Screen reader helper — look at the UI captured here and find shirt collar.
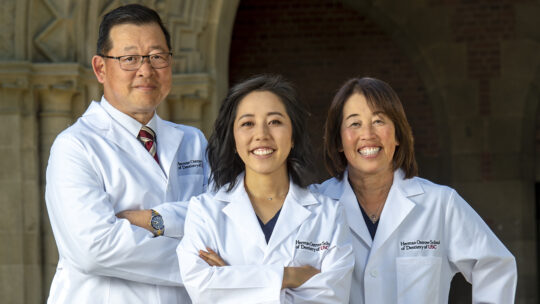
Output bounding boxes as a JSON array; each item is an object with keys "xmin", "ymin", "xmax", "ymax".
[{"xmin": 100, "ymin": 96, "xmax": 158, "ymax": 138}]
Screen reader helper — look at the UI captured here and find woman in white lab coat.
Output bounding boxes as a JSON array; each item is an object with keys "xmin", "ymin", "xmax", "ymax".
[
  {"xmin": 312, "ymin": 77, "xmax": 517, "ymax": 304},
  {"xmin": 177, "ymin": 74, "xmax": 354, "ymax": 303}
]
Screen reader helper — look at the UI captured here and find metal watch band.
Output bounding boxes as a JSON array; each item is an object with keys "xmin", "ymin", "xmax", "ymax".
[{"xmin": 150, "ymin": 209, "xmax": 164, "ymax": 236}]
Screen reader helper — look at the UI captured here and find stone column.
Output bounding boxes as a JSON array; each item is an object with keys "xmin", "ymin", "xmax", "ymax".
[
  {"xmin": 167, "ymin": 95, "xmax": 208, "ymax": 130},
  {"xmin": 169, "ymin": 73, "xmax": 211, "ymax": 134},
  {"xmin": 0, "ymin": 64, "xmax": 41, "ymax": 304},
  {"xmin": 37, "ymin": 86, "xmax": 78, "ymax": 299}
]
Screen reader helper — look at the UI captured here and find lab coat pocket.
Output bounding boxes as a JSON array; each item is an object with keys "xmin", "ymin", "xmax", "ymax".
[{"xmin": 396, "ymin": 256, "xmax": 441, "ymax": 304}]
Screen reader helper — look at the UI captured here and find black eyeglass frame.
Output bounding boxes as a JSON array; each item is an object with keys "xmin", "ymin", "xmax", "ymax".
[{"xmin": 98, "ymin": 52, "xmax": 173, "ymax": 71}]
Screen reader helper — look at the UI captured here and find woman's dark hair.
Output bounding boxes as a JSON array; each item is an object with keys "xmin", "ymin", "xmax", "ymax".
[
  {"xmin": 96, "ymin": 4, "xmax": 171, "ymax": 55},
  {"xmin": 208, "ymin": 74, "xmax": 313, "ymax": 191},
  {"xmin": 324, "ymin": 77, "xmax": 418, "ymax": 180}
]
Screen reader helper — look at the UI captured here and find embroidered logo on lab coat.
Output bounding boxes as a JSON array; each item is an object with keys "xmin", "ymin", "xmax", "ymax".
[
  {"xmin": 400, "ymin": 240, "xmax": 440, "ymax": 251},
  {"xmin": 295, "ymin": 240, "xmax": 330, "ymax": 252},
  {"xmin": 177, "ymin": 160, "xmax": 203, "ymax": 175}
]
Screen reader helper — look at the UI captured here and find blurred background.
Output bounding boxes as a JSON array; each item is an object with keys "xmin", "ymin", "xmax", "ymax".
[{"xmin": 0, "ymin": 0, "xmax": 538, "ymax": 302}]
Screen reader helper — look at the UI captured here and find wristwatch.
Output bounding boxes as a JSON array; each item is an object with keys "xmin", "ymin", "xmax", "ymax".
[{"xmin": 149, "ymin": 209, "xmax": 164, "ymax": 236}]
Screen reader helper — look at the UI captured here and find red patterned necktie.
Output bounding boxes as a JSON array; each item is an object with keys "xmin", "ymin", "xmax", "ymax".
[{"xmin": 138, "ymin": 126, "xmax": 159, "ymax": 164}]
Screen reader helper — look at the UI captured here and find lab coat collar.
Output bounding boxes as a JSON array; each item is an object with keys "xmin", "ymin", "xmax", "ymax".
[
  {"xmin": 322, "ymin": 169, "xmax": 423, "ymax": 252},
  {"xmin": 98, "ymin": 98, "xmax": 178, "ymax": 178},
  {"xmin": 268, "ymin": 178, "xmax": 316, "ymax": 254},
  {"xmin": 155, "ymin": 116, "xmax": 184, "ymax": 179},
  {"xmin": 99, "ymin": 97, "xmax": 146, "ymax": 138},
  {"xmin": 82, "ymin": 100, "xmax": 167, "ymax": 181},
  {"xmin": 370, "ymin": 169, "xmax": 422, "ymax": 257},
  {"xmin": 216, "ymin": 173, "xmax": 317, "ymax": 256},
  {"xmin": 338, "ymin": 171, "xmax": 373, "ymax": 248},
  {"xmin": 217, "ymin": 173, "xmax": 268, "ymax": 253}
]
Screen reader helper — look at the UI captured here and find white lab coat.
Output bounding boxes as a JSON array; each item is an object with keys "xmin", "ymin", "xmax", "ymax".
[
  {"xmin": 45, "ymin": 98, "xmax": 209, "ymax": 304},
  {"xmin": 177, "ymin": 173, "xmax": 355, "ymax": 304},
  {"xmin": 312, "ymin": 169, "xmax": 517, "ymax": 304}
]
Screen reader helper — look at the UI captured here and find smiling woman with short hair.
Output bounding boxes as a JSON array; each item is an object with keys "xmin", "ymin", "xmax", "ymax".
[
  {"xmin": 314, "ymin": 76, "xmax": 517, "ymax": 304},
  {"xmin": 177, "ymin": 74, "xmax": 354, "ymax": 303}
]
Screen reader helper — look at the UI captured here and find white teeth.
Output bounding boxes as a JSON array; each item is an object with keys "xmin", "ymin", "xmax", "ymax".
[
  {"xmin": 253, "ymin": 148, "xmax": 274, "ymax": 156},
  {"xmin": 359, "ymin": 147, "xmax": 380, "ymax": 156}
]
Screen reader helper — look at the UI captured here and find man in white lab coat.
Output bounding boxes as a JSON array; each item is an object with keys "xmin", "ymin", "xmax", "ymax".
[{"xmin": 45, "ymin": 4, "xmax": 208, "ymax": 303}]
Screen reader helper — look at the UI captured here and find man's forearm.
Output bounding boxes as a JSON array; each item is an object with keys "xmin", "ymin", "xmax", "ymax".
[{"xmin": 117, "ymin": 209, "xmax": 153, "ymax": 232}]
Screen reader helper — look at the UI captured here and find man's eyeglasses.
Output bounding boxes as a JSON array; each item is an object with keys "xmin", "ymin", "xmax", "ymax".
[{"xmin": 98, "ymin": 52, "xmax": 173, "ymax": 71}]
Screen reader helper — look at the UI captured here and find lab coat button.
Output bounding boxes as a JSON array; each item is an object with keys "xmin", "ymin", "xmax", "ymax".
[{"xmin": 370, "ymin": 269, "xmax": 378, "ymax": 278}]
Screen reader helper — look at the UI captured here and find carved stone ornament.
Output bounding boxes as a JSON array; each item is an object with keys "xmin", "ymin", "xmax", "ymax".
[{"xmin": 0, "ymin": 0, "xmax": 16, "ymax": 59}]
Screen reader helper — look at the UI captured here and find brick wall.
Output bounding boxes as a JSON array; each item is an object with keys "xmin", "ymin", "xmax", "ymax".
[
  {"xmin": 229, "ymin": 0, "xmax": 438, "ymax": 180},
  {"xmin": 433, "ymin": 0, "xmax": 520, "ymax": 181},
  {"xmin": 428, "ymin": 0, "xmax": 532, "ymax": 183}
]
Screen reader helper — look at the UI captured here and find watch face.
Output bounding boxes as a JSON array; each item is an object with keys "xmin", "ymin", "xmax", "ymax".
[{"xmin": 151, "ymin": 215, "xmax": 164, "ymax": 230}]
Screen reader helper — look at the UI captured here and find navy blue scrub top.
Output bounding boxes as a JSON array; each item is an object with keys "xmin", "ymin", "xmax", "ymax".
[
  {"xmin": 360, "ymin": 206, "xmax": 379, "ymax": 239},
  {"xmin": 257, "ymin": 208, "xmax": 282, "ymax": 243}
]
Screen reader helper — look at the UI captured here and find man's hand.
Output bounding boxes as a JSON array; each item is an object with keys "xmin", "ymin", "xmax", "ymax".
[{"xmin": 116, "ymin": 209, "xmax": 153, "ymax": 232}]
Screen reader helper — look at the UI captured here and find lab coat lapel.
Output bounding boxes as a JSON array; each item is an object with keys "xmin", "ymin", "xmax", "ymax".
[
  {"xmin": 321, "ymin": 172, "xmax": 373, "ymax": 247},
  {"xmin": 370, "ymin": 170, "xmax": 420, "ymax": 257},
  {"xmin": 267, "ymin": 182, "xmax": 314, "ymax": 253},
  {"xmin": 220, "ymin": 175, "xmax": 268, "ymax": 253},
  {"xmin": 155, "ymin": 117, "xmax": 183, "ymax": 179},
  {"xmin": 340, "ymin": 175, "xmax": 373, "ymax": 248},
  {"xmin": 86, "ymin": 102, "xmax": 167, "ymax": 182}
]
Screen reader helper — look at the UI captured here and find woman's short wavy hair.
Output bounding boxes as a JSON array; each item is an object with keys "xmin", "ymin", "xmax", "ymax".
[
  {"xmin": 208, "ymin": 74, "xmax": 313, "ymax": 191},
  {"xmin": 324, "ymin": 77, "xmax": 418, "ymax": 180}
]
